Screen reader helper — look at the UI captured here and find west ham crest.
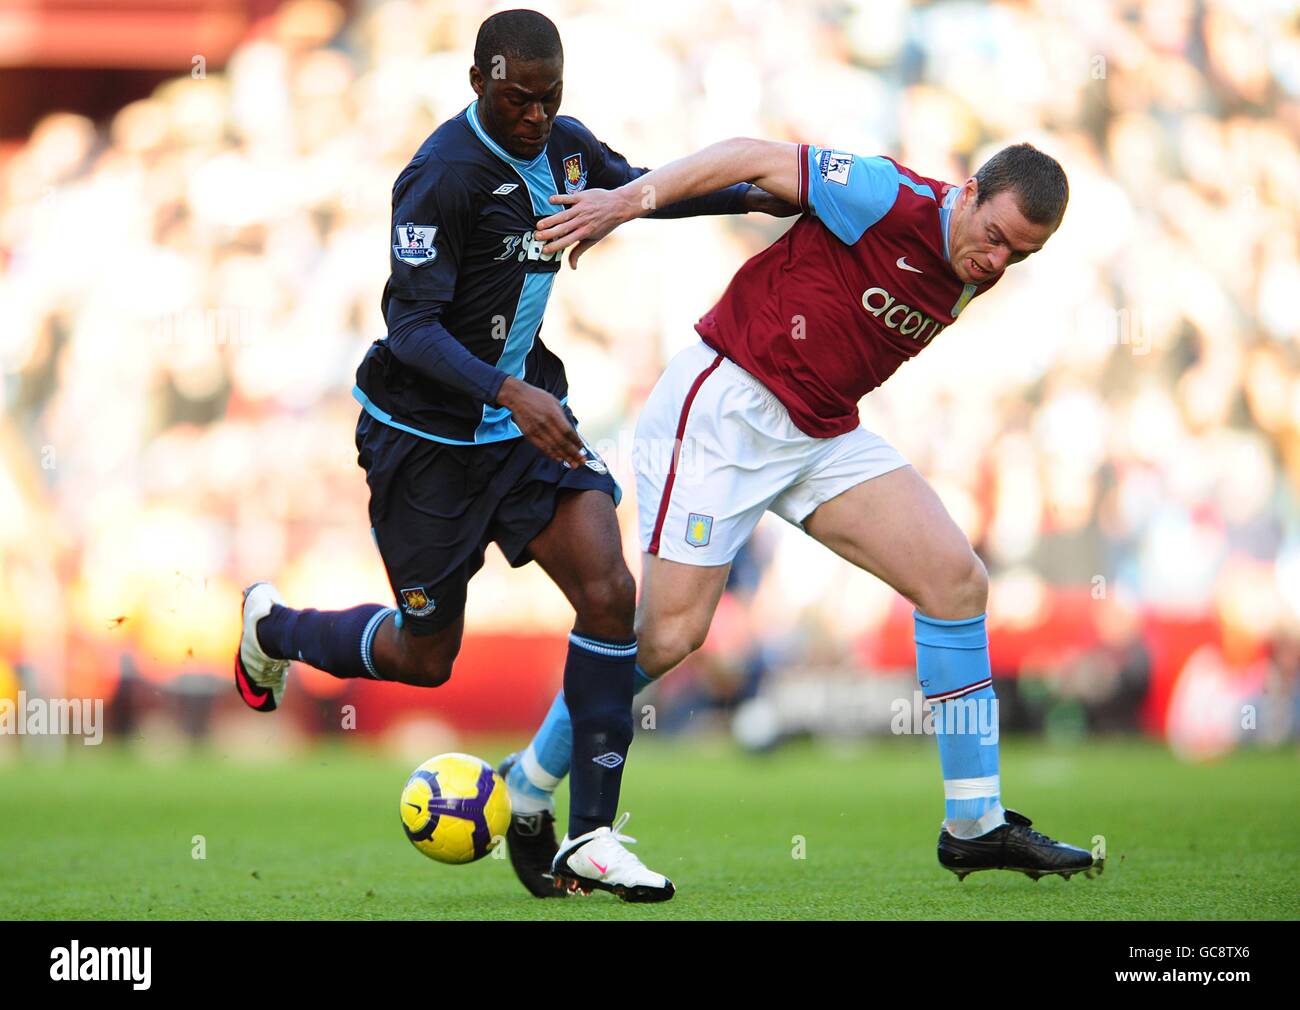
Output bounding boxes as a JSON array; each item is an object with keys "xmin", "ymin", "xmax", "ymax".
[
  {"xmin": 562, "ymin": 153, "xmax": 587, "ymax": 194},
  {"xmin": 399, "ymin": 586, "xmax": 437, "ymax": 616}
]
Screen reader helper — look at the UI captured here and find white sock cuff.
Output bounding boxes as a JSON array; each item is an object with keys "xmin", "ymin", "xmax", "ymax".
[
  {"xmin": 360, "ymin": 607, "xmax": 393, "ymax": 680},
  {"xmin": 943, "ymin": 775, "xmax": 1000, "ymax": 800},
  {"xmin": 521, "ymin": 746, "xmax": 561, "ymax": 791},
  {"xmin": 568, "ymin": 632, "xmax": 638, "ymax": 658}
]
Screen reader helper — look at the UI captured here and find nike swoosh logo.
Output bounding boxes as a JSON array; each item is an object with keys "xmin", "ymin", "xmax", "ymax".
[
  {"xmin": 234, "ymin": 658, "xmax": 267, "ymax": 703},
  {"xmin": 588, "ymin": 857, "xmax": 608, "ymax": 874},
  {"xmin": 405, "ymin": 802, "xmax": 423, "ymax": 814},
  {"xmin": 896, "ymin": 256, "xmax": 923, "ymax": 273}
]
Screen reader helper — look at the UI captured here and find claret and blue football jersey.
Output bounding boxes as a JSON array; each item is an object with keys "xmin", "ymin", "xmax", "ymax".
[{"xmin": 696, "ymin": 145, "xmax": 1003, "ymax": 439}]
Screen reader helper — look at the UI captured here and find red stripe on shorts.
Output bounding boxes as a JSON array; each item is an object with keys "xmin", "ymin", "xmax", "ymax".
[{"xmin": 648, "ymin": 353, "xmax": 724, "ymax": 555}]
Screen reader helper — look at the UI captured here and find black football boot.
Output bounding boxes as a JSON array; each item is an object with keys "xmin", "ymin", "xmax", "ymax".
[
  {"xmin": 497, "ymin": 753, "xmax": 567, "ymax": 898},
  {"xmin": 938, "ymin": 809, "xmax": 1103, "ymax": 882}
]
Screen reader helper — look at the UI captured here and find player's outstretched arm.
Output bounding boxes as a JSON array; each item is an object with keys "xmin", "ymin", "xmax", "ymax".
[{"xmin": 537, "ymin": 138, "xmax": 800, "ymax": 267}]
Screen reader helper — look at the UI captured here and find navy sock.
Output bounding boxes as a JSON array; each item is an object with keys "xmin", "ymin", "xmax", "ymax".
[
  {"xmin": 563, "ymin": 630, "xmax": 636, "ymax": 839},
  {"xmin": 508, "ymin": 662, "xmax": 656, "ymax": 811},
  {"xmin": 256, "ymin": 603, "xmax": 393, "ymax": 680}
]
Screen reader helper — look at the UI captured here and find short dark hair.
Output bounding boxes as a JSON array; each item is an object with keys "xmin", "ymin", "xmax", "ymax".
[
  {"xmin": 473, "ymin": 9, "xmax": 562, "ymax": 74},
  {"xmin": 974, "ymin": 143, "xmax": 1068, "ymax": 227}
]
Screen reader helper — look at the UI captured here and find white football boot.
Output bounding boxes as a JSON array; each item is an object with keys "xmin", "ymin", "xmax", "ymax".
[
  {"xmin": 234, "ymin": 582, "xmax": 289, "ymax": 712},
  {"xmin": 551, "ymin": 812, "xmax": 675, "ymax": 902}
]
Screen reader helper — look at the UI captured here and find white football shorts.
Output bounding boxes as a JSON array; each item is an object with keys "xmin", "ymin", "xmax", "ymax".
[{"xmin": 636, "ymin": 340, "xmax": 910, "ymax": 566}]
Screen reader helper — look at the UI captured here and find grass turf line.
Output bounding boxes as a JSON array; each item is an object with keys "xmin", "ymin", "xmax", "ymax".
[{"xmin": 0, "ymin": 738, "xmax": 1296, "ymax": 920}]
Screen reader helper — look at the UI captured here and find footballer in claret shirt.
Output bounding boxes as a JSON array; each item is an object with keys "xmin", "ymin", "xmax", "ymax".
[{"xmin": 512, "ymin": 136, "xmax": 1106, "ymax": 888}]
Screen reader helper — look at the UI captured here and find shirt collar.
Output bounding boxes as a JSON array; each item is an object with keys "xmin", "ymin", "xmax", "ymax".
[
  {"xmin": 465, "ymin": 100, "xmax": 548, "ymax": 169},
  {"xmin": 939, "ymin": 183, "xmax": 960, "ymax": 266}
]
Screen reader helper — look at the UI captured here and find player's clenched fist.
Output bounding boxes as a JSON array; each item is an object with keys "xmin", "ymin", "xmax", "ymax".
[{"xmin": 496, "ymin": 376, "xmax": 588, "ymax": 468}]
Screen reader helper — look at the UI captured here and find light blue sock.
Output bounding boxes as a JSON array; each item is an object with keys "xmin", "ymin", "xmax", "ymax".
[
  {"xmin": 507, "ymin": 664, "xmax": 654, "ymax": 812},
  {"xmin": 914, "ymin": 611, "xmax": 1005, "ymax": 838}
]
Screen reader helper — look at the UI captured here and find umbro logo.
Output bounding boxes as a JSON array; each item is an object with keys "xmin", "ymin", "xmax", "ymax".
[
  {"xmin": 492, "ymin": 183, "xmax": 519, "ymax": 195},
  {"xmin": 896, "ymin": 256, "xmax": 923, "ymax": 273},
  {"xmin": 591, "ymin": 752, "xmax": 624, "ymax": 769}
]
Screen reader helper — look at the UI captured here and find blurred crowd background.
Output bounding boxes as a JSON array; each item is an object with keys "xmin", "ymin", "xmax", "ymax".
[{"xmin": 2, "ymin": 0, "xmax": 1299, "ymax": 759}]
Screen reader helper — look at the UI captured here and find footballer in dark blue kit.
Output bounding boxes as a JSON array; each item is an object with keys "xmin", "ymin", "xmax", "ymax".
[{"xmin": 232, "ymin": 8, "xmax": 794, "ymax": 902}]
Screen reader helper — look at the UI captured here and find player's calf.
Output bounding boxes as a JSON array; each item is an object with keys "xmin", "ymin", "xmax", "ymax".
[{"xmin": 234, "ymin": 586, "xmax": 470, "ymax": 698}]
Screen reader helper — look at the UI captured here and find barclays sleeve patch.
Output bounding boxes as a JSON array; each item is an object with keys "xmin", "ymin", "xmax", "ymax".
[
  {"xmin": 394, "ymin": 223, "xmax": 438, "ymax": 265},
  {"xmin": 818, "ymin": 150, "xmax": 854, "ymax": 186}
]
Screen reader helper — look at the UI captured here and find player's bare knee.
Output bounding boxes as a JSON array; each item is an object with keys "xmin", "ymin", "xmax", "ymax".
[
  {"xmin": 396, "ymin": 651, "xmax": 453, "ymax": 688},
  {"xmin": 930, "ymin": 551, "xmax": 987, "ymax": 613},
  {"xmin": 917, "ymin": 549, "xmax": 988, "ymax": 619},
  {"xmin": 947, "ymin": 551, "xmax": 988, "ymax": 614},
  {"xmin": 669, "ymin": 630, "xmax": 706, "ymax": 671},
  {"xmin": 572, "ymin": 568, "xmax": 636, "ymax": 636},
  {"xmin": 388, "ymin": 627, "xmax": 459, "ymax": 687},
  {"xmin": 426, "ymin": 657, "xmax": 457, "ymax": 691},
  {"xmin": 638, "ymin": 638, "xmax": 686, "ymax": 678},
  {"xmin": 639, "ymin": 617, "xmax": 705, "ymax": 673},
  {"xmin": 964, "ymin": 553, "xmax": 990, "ymax": 610}
]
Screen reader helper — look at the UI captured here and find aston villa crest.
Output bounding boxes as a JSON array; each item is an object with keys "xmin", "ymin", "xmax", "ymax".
[
  {"xmin": 685, "ymin": 513, "xmax": 713, "ymax": 548},
  {"xmin": 950, "ymin": 283, "xmax": 977, "ymax": 318}
]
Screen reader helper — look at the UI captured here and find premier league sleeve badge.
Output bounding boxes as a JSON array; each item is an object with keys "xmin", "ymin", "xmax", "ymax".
[{"xmin": 394, "ymin": 223, "xmax": 438, "ymax": 265}]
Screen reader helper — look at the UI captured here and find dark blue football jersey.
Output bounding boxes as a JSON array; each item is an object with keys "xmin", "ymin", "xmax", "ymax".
[{"xmin": 353, "ymin": 102, "xmax": 743, "ymax": 445}]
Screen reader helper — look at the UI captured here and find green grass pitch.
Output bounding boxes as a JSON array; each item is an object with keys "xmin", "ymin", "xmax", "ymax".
[{"xmin": 1, "ymin": 737, "xmax": 1296, "ymax": 920}]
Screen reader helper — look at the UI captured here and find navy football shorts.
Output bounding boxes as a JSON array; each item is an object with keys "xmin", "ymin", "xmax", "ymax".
[{"xmin": 355, "ymin": 408, "xmax": 618, "ymax": 635}]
